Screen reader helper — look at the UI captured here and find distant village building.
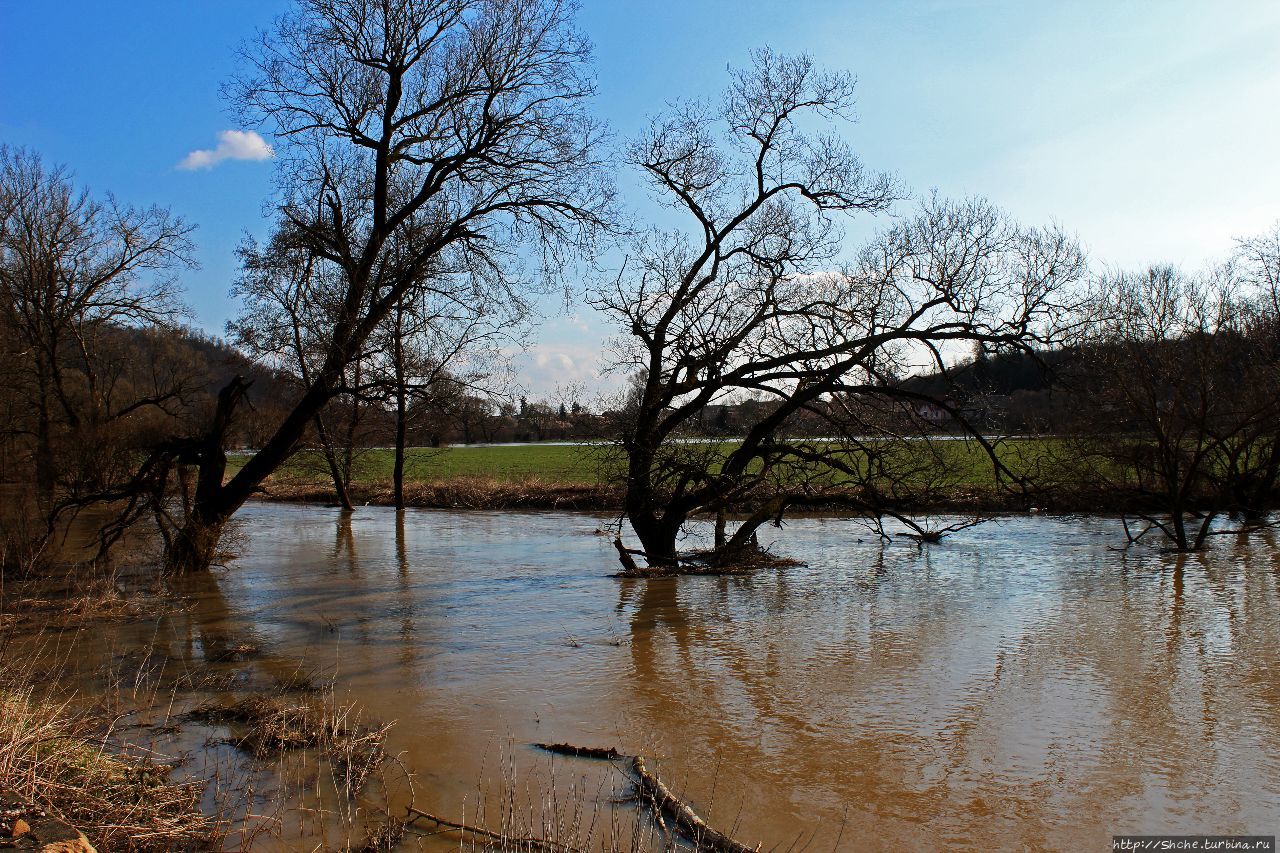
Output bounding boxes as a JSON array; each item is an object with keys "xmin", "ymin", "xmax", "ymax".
[
  {"xmin": 699, "ymin": 404, "xmax": 736, "ymax": 432},
  {"xmin": 913, "ymin": 400, "xmax": 952, "ymax": 426}
]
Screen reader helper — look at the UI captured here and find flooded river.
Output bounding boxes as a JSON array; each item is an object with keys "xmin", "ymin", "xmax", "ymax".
[{"xmin": 26, "ymin": 504, "xmax": 1280, "ymax": 850}]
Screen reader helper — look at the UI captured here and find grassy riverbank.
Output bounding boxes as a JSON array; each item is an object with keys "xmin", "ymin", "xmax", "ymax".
[
  {"xmin": 243, "ymin": 438, "xmax": 1059, "ymax": 482},
  {"xmin": 0, "ymin": 687, "xmax": 216, "ymax": 851},
  {"xmin": 235, "ymin": 442, "xmax": 607, "ymax": 485},
  {"xmin": 0, "ymin": 577, "xmax": 217, "ymax": 851}
]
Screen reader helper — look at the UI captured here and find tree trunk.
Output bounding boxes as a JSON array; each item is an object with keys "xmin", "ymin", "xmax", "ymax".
[
  {"xmin": 392, "ymin": 303, "xmax": 408, "ymax": 509},
  {"xmin": 623, "ymin": 442, "xmax": 683, "ymax": 567},
  {"xmin": 1170, "ymin": 508, "xmax": 1190, "ymax": 552},
  {"xmin": 162, "ymin": 376, "xmax": 254, "ymax": 573},
  {"xmin": 164, "ymin": 512, "xmax": 227, "ymax": 574},
  {"xmin": 722, "ymin": 496, "xmax": 783, "ymax": 555},
  {"xmin": 627, "ymin": 509, "xmax": 681, "ymax": 567},
  {"xmin": 1192, "ymin": 511, "xmax": 1217, "ymax": 551},
  {"xmin": 393, "ymin": 389, "xmax": 407, "ymax": 510},
  {"xmin": 31, "ymin": 350, "xmax": 57, "ymax": 512},
  {"xmin": 169, "ymin": 346, "xmax": 359, "ymax": 572},
  {"xmin": 313, "ymin": 414, "xmax": 354, "ymax": 511},
  {"xmin": 33, "ymin": 363, "xmax": 54, "ymax": 511}
]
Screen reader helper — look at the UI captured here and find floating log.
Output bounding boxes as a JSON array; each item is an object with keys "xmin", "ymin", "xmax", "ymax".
[{"xmin": 534, "ymin": 742, "xmax": 624, "ymax": 760}]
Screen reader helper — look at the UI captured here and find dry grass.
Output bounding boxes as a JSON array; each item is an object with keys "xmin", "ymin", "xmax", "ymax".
[
  {"xmin": 0, "ymin": 687, "xmax": 217, "ymax": 851},
  {"xmin": 0, "ymin": 519, "xmax": 180, "ymax": 642},
  {"xmin": 0, "ymin": 639, "xmax": 406, "ymax": 851},
  {"xmin": 187, "ymin": 691, "xmax": 390, "ymax": 798},
  {"xmin": 0, "ymin": 567, "xmax": 403, "ymax": 851},
  {"xmin": 404, "ymin": 752, "xmax": 668, "ymax": 853}
]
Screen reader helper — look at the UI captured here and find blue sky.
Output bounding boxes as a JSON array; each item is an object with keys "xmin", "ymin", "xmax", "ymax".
[{"xmin": 4, "ymin": 1, "xmax": 1280, "ymax": 397}]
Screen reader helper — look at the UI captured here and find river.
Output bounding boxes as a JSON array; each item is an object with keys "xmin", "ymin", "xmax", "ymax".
[{"xmin": 18, "ymin": 504, "xmax": 1280, "ymax": 850}]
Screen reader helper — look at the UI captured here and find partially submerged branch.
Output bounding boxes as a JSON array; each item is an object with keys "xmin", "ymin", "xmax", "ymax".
[
  {"xmin": 630, "ymin": 755, "xmax": 760, "ymax": 853},
  {"xmin": 534, "ymin": 742, "xmax": 625, "ymax": 760},
  {"xmin": 529, "ymin": 742, "xmax": 762, "ymax": 853}
]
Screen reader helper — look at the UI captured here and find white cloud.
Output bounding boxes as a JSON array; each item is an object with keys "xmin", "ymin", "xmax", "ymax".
[
  {"xmin": 510, "ymin": 342, "xmax": 618, "ymax": 399},
  {"xmin": 537, "ymin": 352, "xmax": 575, "ymax": 372},
  {"xmin": 177, "ymin": 130, "xmax": 274, "ymax": 171}
]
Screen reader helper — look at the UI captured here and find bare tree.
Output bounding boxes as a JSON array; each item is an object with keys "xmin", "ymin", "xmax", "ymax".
[
  {"xmin": 367, "ymin": 285, "xmax": 521, "ymax": 508},
  {"xmin": 1236, "ymin": 222, "xmax": 1280, "ymax": 315},
  {"xmin": 229, "ymin": 225, "xmax": 362, "ymax": 508},
  {"xmin": 0, "ymin": 147, "xmax": 195, "ymax": 512},
  {"xmin": 593, "ymin": 52, "xmax": 1084, "ymax": 570},
  {"xmin": 1063, "ymin": 264, "xmax": 1280, "ymax": 551},
  {"xmin": 154, "ymin": 0, "xmax": 609, "ymax": 571}
]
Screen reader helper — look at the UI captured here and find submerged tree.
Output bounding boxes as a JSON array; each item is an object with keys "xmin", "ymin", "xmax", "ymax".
[
  {"xmin": 151, "ymin": 0, "xmax": 609, "ymax": 571},
  {"xmin": 594, "ymin": 52, "xmax": 1085, "ymax": 571}
]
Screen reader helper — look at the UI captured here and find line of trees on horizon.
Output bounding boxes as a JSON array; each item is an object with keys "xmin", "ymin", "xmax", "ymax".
[{"xmin": 3, "ymin": 0, "xmax": 1280, "ymax": 575}]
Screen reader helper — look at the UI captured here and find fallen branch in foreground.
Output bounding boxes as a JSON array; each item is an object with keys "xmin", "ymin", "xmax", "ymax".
[
  {"xmin": 406, "ymin": 744, "xmax": 760, "ymax": 853},
  {"xmin": 630, "ymin": 755, "xmax": 760, "ymax": 853},
  {"xmin": 538, "ymin": 742, "xmax": 761, "ymax": 853}
]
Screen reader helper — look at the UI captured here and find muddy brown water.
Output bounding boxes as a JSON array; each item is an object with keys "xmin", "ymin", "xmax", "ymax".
[{"xmin": 11, "ymin": 503, "xmax": 1280, "ymax": 850}]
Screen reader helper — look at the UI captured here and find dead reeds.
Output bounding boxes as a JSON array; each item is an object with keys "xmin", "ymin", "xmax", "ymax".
[
  {"xmin": 187, "ymin": 690, "xmax": 390, "ymax": 798},
  {"xmin": 403, "ymin": 748, "xmax": 666, "ymax": 853},
  {"xmin": 0, "ymin": 687, "xmax": 217, "ymax": 851},
  {"xmin": 0, "ymin": 566, "xmax": 400, "ymax": 852}
]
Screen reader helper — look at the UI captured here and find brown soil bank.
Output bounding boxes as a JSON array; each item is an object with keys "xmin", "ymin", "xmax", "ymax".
[
  {"xmin": 1, "ymin": 790, "xmax": 97, "ymax": 852},
  {"xmin": 254, "ymin": 475, "xmax": 1232, "ymax": 516},
  {"xmin": 261, "ymin": 476, "xmax": 625, "ymax": 511}
]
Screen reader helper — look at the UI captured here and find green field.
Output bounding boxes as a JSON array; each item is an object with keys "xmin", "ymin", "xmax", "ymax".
[
  {"xmin": 234, "ymin": 443, "xmax": 610, "ymax": 484},
  {"xmin": 232, "ymin": 437, "xmax": 1063, "ymax": 488}
]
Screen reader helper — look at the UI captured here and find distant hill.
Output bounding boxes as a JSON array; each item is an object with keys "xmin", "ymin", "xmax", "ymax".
[{"xmin": 904, "ymin": 348, "xmax": 1068, "ymax": 399}]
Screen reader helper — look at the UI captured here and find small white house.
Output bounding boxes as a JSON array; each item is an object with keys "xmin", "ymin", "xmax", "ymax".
[{"xmin": 913, "ymin": 400, "xmax": 952, "ymax": 426}]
